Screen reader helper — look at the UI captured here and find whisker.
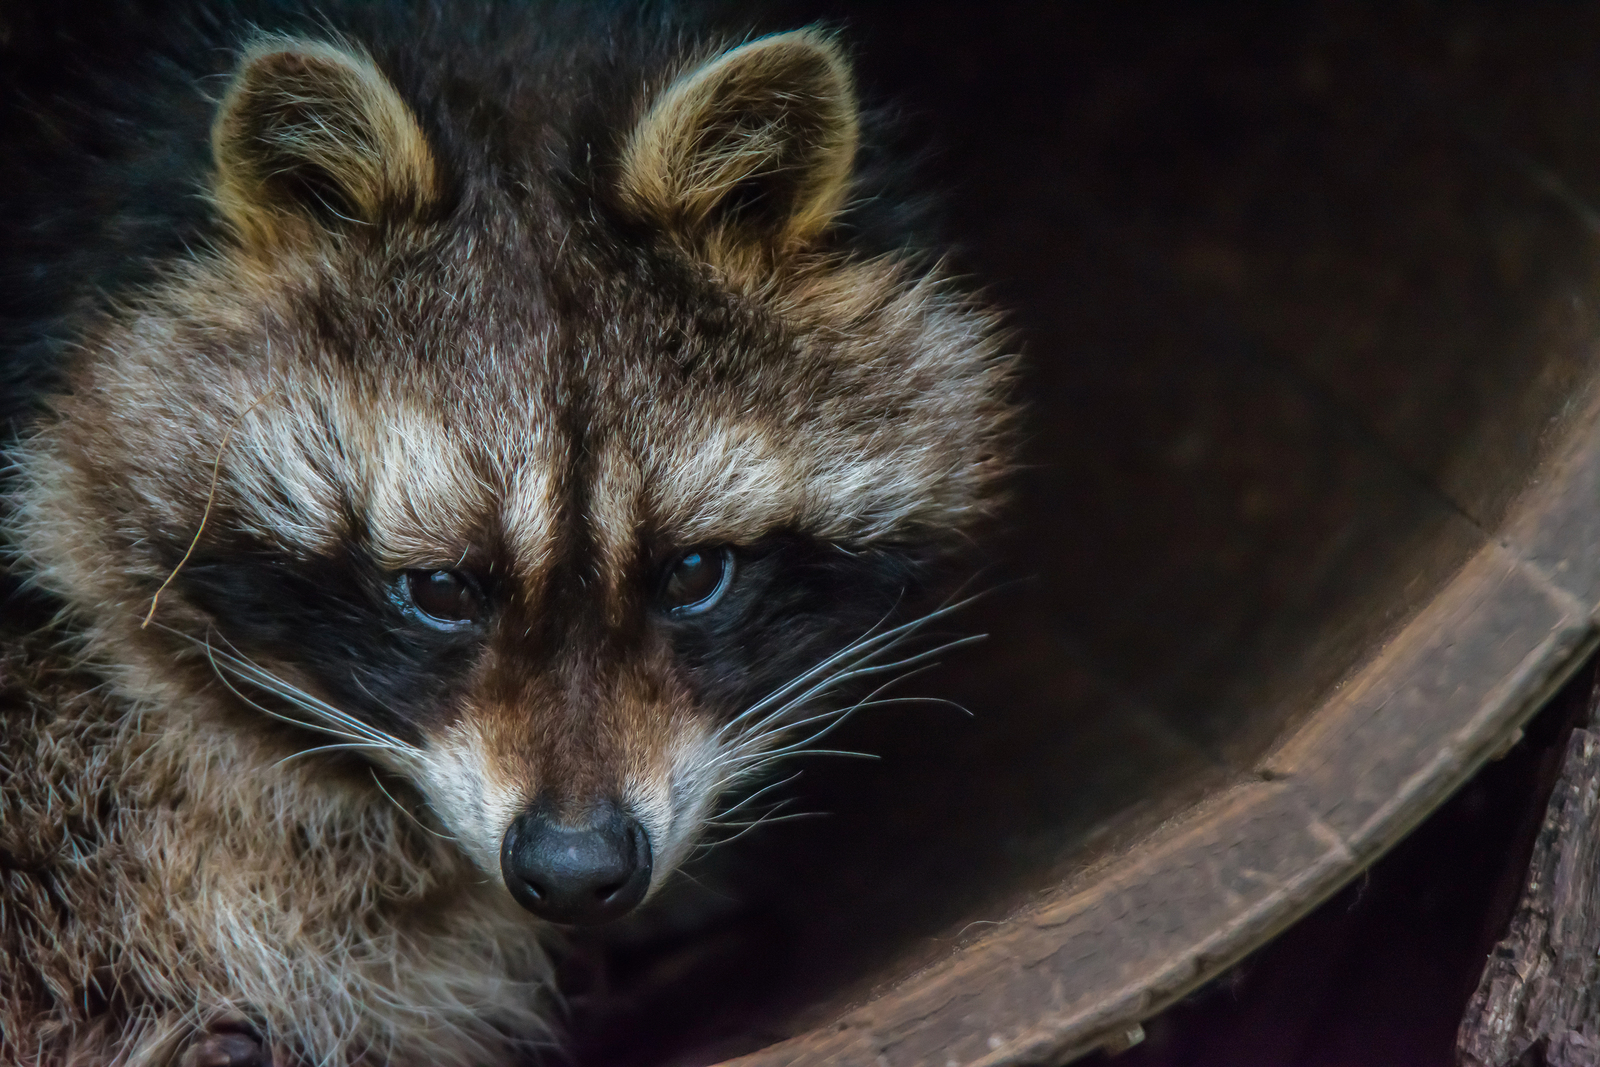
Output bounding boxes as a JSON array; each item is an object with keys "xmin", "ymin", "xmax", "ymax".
[
  {"xmin": 723, "ymin": 687, "xmax": 960, "ymax": 755},
  {"xmin": 199, "ymin": 640, "xmax": 374, "ymax": 747},
  {"xmin": 154, "ymin": 622, "xmax": 418, "ymax": 758},
  {"xmin": 718, "ymin": 639, "xmax": 968, "ymax": 754},
  {"xmin": 730, "ymin": 747, "xmax": 878, "ymax": 775},
  {"xmin": 705, "ymin": 796, "xmax": 797, "ymax": 830},
  {"xmin": 212, "ymin": 641, "xmax": 399, "ymax": 747},
  {"xmin": 691, "ymin": 586, "xmax": 999, "ymax": 853},
  {"xmin": 272, "ymin": 743, "xmax": 419, "ymax": 770},
  {"xmin": 722, "ymin": 636, "xmax": 985, "ymax": 756},
  {"xmin": 709, "ymin": 771, "xmax": 803, "ymax": 821},
  {"xmin": 725, "ymin": 660, "xmax": 950, "ymax": 751},
  {"xmin": 370, "ymin": 769, "xmax": 460, "ymax": 843},
  {"xmin": 142, "ymin": 620, "xmax": 461, "ymax": 854},
  {"xmin": 692, "ymin": 803, "xmax": 828, "ymax": 852},
  {"xmin": 715, "ymin": 591, "xmax": 990, "ymax": 739},
  {"xmin": 702, "ymin": 817, "xmax": 793, "ymax": 834}
]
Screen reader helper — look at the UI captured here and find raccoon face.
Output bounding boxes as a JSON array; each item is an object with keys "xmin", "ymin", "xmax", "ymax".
[{"xmin": 16, "ymin": 32, "xmax": 1014, "ymax": 924}]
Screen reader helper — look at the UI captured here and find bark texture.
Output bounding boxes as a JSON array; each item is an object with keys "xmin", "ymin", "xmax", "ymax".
[{"xmin": 1459, "ymin": 680, "xmax": 1600, "ymax": 1067}]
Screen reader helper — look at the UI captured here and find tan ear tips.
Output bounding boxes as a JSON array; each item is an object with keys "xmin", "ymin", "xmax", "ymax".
[
  {"xmin": 211, "ymin": 37, "xmax": 438, "ymax": 245},
  {"xmin": 619, "ymin": 28, "xmax": 860, "ymax": 256}
]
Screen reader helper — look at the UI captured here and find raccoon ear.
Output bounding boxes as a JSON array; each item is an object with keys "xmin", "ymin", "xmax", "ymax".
[
  {"xmin": 212, "ymin": 39, "xmax": 440, "ymax": 245},
  {"xmin": 620, "ymin": 29, "xmax": 858, "ymax": 260}
]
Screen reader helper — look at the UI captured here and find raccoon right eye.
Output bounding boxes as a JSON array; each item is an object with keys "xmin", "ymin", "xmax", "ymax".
[
  {"xmin": 658, "ymin": 547, "xmax": 734, "ymax": 616},
  {"xmin": 400, "ymin": 570, "xmax": 484, "ymax": 627}
]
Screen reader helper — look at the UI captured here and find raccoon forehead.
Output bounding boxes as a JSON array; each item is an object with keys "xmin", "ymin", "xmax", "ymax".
[
  {"xmin": 627, "ymin": 414, "xmax": 980, "ymax": 547},
  {"xmin": 361, "ymin": 412, "xmax": 565, "ymax": 574},
  {"xmin": 150, "ymin": 253, "xmax": 1004, "ymax": 565},
  {"xmin": 225, "ymin": 387, "xmax": 977, "ymax": 581},
  {"xmin": 212, "ymin": 380, "xmax": 564, "ymax": 565},
  {"xmin": 611, "ymin": 287, "xmax": 1012, "ymax": 546}
]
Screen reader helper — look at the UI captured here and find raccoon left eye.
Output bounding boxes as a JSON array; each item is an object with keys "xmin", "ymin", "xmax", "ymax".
[
  {"xmin": 658, "ymin": 547, "xmax": 734, "ymax": 615},
  {"xmin": 400, "ymin": 570, "xmax": 485, "ymax": 627}
]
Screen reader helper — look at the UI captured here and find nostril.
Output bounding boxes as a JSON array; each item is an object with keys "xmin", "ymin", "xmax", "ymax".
[{"xmin": 499, "ymin": 802, "xmax": 653, "ymax": 925}]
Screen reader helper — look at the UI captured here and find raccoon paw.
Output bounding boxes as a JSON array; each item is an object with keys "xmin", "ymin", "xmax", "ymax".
[{"xmin": 178, "ymin": 1028, "xmax": 269, "ymax": 1067}]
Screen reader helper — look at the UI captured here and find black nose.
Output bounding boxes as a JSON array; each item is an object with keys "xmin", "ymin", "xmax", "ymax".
[{"xmin": 500, "ymin": 803, "xmax": 652, "ymax": 924}]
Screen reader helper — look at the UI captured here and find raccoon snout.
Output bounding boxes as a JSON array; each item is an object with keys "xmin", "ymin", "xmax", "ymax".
[{"xmin": 499, "ymin": 803, "xmax": 652, "ymax": 925}]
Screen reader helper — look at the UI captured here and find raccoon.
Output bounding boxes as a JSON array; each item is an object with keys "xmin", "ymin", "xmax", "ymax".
[{"xmin": 0, "ymin": 2, "xmax": 1016, "ymax": 1064}]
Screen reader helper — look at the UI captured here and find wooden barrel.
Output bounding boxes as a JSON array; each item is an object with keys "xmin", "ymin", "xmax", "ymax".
[{"xmin": 582, "ymin": 5, "xmax": 1600, "ymax": 1065}]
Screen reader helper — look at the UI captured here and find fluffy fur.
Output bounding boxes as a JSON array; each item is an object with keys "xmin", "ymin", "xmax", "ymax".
[{"xmin": 0, "ymin": 2, "xmax": 1018, "ymax": 1064}]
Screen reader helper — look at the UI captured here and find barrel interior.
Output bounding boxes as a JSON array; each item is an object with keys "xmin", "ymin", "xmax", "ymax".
[{"xmin": 561, "ymin": 6, "xmax": 1600, "ymax": 1063}]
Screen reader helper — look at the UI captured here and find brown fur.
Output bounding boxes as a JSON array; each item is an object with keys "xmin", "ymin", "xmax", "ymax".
[
  {"xmin": 2, "ymin": 13, "xmax": 1017, "ymax": 1066},
  {"xmin": 620, "ymin": 30, "xmax": 859, "ymax": 267},
  {"xmin": 0, "ymin": 627, "xmax": 552, "ymax": 1066},
  {"xmin": 213, "ymin": 38, "xmax": 441, "ymax": 248}
]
